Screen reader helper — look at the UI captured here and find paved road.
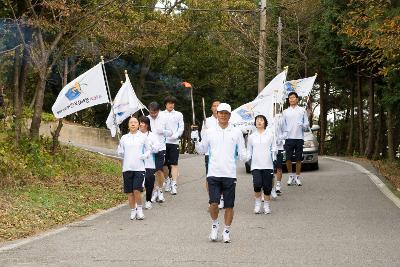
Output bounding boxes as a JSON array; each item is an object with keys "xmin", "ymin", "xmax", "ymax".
[{"xmin": 1, "ymin": 157, "xmax": 400, "ymax": 266}]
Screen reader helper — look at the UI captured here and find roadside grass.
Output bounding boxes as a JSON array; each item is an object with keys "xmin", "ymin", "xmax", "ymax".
[
  {"xmin": 347, "ymin": 157, "xmax": 400, "ymax": 198},
  {"xmin": 0, "ymin": 134, "xmax": 125, "ymax": 242}
]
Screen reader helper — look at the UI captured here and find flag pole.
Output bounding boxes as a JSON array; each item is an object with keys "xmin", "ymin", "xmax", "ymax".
[{"xmin": 101, "ymin": 56, "xmax": 120, "ymax": 140}]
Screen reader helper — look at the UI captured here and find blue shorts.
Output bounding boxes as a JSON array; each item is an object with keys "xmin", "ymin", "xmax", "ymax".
[
  {"xmin": 155, "ymin": 150, "xmax": 166, "ymax": 171},
  {"xmin": 273, "ymin": 150, "xmax": 284, "ymax": 169},
  {"xmin": 251, "ymin": 169, "xmax": 274, "ymax": 195},
  {"xmin": 284, "ymin": 139, "xmax": 304, "ymax": 162},
  {"xmin": 123, "ymin": 171, "xmax": 145, "ymax": 193},
  {"xmin": 164, "ymin": 144, "xmax": 179, "ymax": 166},
  {"xmin": 207, "ymin": 176, "xmax": 236, "ymax": 208}
]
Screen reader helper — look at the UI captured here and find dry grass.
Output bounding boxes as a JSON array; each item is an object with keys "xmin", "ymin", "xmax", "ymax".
[{"xmin": 0, "ymin": 141, "xmax": 126, "ymax": 242}]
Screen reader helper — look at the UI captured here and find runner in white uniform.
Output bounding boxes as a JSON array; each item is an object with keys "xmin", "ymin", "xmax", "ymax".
[
  {"xmin": 162, "ymin": 96, "xmax": 184, "ymax": 195},
  {"xmin": 247, "ymin": 115, "xmax": 275, "ymax": 214},
  {"xmin": 139, "ymin": 116, "xmax": 160, "ymax": 210},
  {"xmin": 147, "ymin": 102, "xmax": 172, "ymax": 203},
  {"xmin": 117, "ymin": 117, "xmax": 150, "ymax": 220},
  {"xmin": 192, "ymin": 103, "xmax": 246, "ymax": 243},
  {"xmin": 201, "ymin": 100, "xmax": 224, "ymax": 209},
  {"xmin": 283, "ymin": 92, "xmax": 309, "ymax": 186}
]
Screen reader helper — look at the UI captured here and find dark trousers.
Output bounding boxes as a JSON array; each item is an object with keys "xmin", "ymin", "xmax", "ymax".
[{"xmin": 145, "ymin": 168, "xmax": 156, "ymax": 202}]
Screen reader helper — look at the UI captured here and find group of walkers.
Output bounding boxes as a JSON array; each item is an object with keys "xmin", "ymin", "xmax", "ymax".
[{"xmin": 117, "ymin": 92, "xmax": 309, "ymax": 243}]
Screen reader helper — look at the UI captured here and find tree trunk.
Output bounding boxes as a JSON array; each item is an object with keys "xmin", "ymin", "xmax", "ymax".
[
  {"xmin": 137, "ymin": 55, "xmax": 151, "ymax": 99},
  {"xmin": 18, "ymin": 43, "xmax": 30, "ymax": 107},
  {"xmin": 319, "ymin": 81, "xmax": 328, "ymax": 155},
  {"xmin": 364, "ymin": 76, "xmax": 374, "ymax": 158},
  {"xmin": 386, "ymin": 107, "xmax": 395, "ymax": 161},
  {"xmin": 29, "ymin": 71, "xmax": 47, "ymax": 139},
  {"xmin": 346, "ymin": 83, "xmax": 355, "ymax": 155},
  {"xmin": 357, "ymin": 65, "xmax": 364, "ymax": 154},
  {"xmin": 13, "ymin": 47, "xmax": 22, "ymax": 143},
  {"xmin": 372, "ymin": 100, "xmax": 384, "ymax": 160},
  {"xmin": 51, "ymin": 58, "xmax": 67, "ymax": 154}
]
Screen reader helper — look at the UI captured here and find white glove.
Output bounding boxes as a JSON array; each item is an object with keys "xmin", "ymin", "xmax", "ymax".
[{"xmin": 190, "ymin": 130, "xmax": 199, "ymax": 141}]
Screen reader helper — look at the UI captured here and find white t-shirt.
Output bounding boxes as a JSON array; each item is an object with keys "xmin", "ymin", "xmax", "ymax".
[
  {"xmin": 195, "ymin": 124, "xmax": 246, "ymax": 178},
  {"xmin": 161, "ymin": 109, "xmax": 184, "ymax": 145},
  {"xmin": 247, "ymin": 129, "xmax": 274, "ymax": 170},
  {"xmin": 117, "ymin": 131, "xmax": 149, "ymax": 172},
  {"xmin": 148, "ymin": 112, "xmax": 172, "ymax": 151},
  {"xmin": 201, "ymin": 115, "xmax": 218, "ymax": 156},
  {"xmin": 283, "ymin": 105, "xmax": 309, "ymax": 140},
  {"xmin": 143, "ymin": 131, "xmax": 160, "ymax": 169}
]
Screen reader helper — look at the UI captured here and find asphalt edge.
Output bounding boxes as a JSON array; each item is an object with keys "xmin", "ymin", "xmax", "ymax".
[
  {"xmin": 324, "ymin": 156, "xmax": 400, "ymax": 209},
  {"xmin": 0, "ymin": 203, "xmax": 127, "ymax": 253}
]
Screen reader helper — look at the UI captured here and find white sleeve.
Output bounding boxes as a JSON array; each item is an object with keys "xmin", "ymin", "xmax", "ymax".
[
  {"xmin": 149, "ymin": 133, "xmax": 160, "ymax": 153},
  {"xmin": 195, "ymin": 130, "xmax": 209, "ymax": 155},
  {"xmin": 176, "ymin": 112, "xmax": 185, "ymax": 138}
]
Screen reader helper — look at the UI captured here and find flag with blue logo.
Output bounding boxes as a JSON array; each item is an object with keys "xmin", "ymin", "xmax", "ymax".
[
  {"xmin": 284, "ymin": 74, "xmax": 317, "ymax": 98},
  {"xmin": 106, "ymin": 76, "xmax": 147, "ymax": 137},
  {"xmin": 52, "ymin": 63, "xmax": 109, "ymax": 118},
  {"xmin": 230, "ymin": 69, "xmax": 287, "ymax": 132}
]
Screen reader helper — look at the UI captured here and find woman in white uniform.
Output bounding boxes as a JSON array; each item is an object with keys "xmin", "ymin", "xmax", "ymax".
[
  {"xmin": 247, "ymin": 115, "xmax": 275, "ymax": 214},
  {"xmin": 117, "ymin": 116, "xmax": 150, "ymax": 220},
  {"xmin": 139, "ymin": 116, "xmax": 160, "ymax": 210}
]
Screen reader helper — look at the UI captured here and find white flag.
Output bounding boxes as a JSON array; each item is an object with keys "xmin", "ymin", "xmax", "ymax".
[
  {"xmin": 230, "ymin": 70, "xmax": 287, "ymax": 132},
  {"xmin": 284, "ymin": 74, "xmax": 317, "ymax": 97},
  {"xmin": 106, "ymin": 76, "xmax": 147, "ymax": 137},
  {"xmin": 256, "ymin": 69, "xmax": 288, "ymax": 103},
  {"xmin": 52, "ymin": 63, "xmax": 109, "ymax": 118}
]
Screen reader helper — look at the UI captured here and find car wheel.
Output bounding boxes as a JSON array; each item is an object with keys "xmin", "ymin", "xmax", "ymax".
[{"xmin": 310, "ymin": 161, "xmax": 319, "ymax": 170}]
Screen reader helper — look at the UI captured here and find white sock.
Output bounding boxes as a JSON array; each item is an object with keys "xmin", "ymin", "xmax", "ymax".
[
  {"xmin": 224, "ymin": 225, "xmax": 231, "ymax": 233},
  {"xmin": 131, "ymin": 208, "xmax": 136, "ymax": 212},
  {"xmin": 264, "ymin": 200, "xmax": 270, "ymax": 207},
  {"xmin": 137, "ymin": 205, "xmax": 142, "ymax": 211},
  {"xmin": 212, "ymin": 220, "xmax": 219, "ymax": 226},
  {"xmin": 255, "ymin": 198, "xmax": 261, "ymax": 205}
]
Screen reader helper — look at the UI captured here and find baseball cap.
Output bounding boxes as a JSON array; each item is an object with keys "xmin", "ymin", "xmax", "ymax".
[{"xmin": 217, "ymin": 103, "xmax": 231, "ymax": 113}]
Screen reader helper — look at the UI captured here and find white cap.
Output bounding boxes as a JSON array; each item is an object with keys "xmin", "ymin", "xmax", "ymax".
[{"xmin": 217, "ymin": 103, "xmax": 231, "ymax": 113}]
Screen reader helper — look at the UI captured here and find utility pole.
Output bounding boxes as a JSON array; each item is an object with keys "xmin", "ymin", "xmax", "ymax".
[
  {"xmin": 276, "ymin": 16, "xmax": 282, "ymax": 74},
  {"xmin": 258, "ymin": 0, "xmax": 267, "ymax": 93}
]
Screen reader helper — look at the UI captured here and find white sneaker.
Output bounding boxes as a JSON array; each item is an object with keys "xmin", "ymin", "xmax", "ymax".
[
  {"xmin": 171, "ymin": 183, "xmax": 177, "ymax": 195},
  {"xmin": 254, "ymin": 201, "xmax": 262, "ymax": 214},
  {"xmin": 295, "ymin": 176, "xmax": 302, "ymax": 186},
  {"xmin": 222, "ymin": 228, "xmax": 231, "ymax": 243},
  {"xmin": 276, "ymin": 181, "xmax": 282, "ymax": 194},
  {"xmin": 218, "ymin": 198, "xmax": 224, "ymax": 209},
  {"xmin": 144, "ymin": 201, "xmax": 152, "ymax": 209},
  {"xmin": 151, "ymin": 190, "xmax": 158, "ymax": 202},
  {"xmin": 264, "ymin": 201, "xmax": 271, "ymax": 214},
  {"xmin": 130, "ymin": 209, "xmax": 136, "ymax": 220},
  {"xmin": 271, "ymin": 187, "xmax": 278, "ymax": 200},
  {"xmin": 157, "ymin": 189, "xmax": 165, "ymax": 202},
  {"xmin": 136, "ymin": 208, "xmax": 145, "ymax": 220},
  {"xmin": 164, "ymin": 177, "xmax": 172, "ymax": 192},
  {"xmin": 287, "ymin": 175, "xmax": 294, "ymax": 186},
  {"xmin": 209, "ymin": 223, "xmax": 219, "ymax": 241}
]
